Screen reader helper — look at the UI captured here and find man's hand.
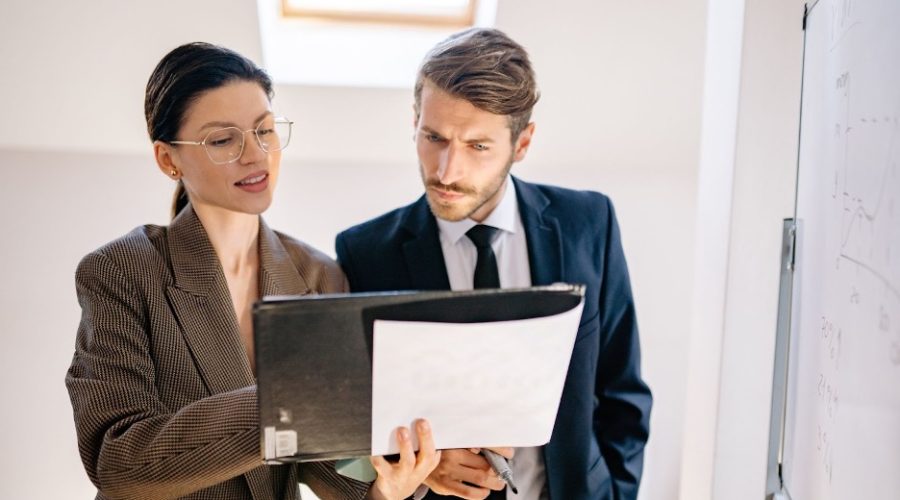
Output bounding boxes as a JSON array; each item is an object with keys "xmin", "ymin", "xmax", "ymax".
[
  {"xmin": 367, "ymin": 419, "xmax": 441, "ymax": 500},
  {"xmin": 423, "ymin": 447, "xmax": 515, "ymax": 500}
]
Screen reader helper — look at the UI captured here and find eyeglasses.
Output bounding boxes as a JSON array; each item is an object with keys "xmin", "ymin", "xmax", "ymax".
[{"xmin": 169, "ymin": 116, "xmax": 293, "ymax": 165}]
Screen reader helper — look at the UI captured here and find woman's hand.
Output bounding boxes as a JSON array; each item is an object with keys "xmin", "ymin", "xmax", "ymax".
[{"xmin": 367, "ymin": 419, "xmax": 441, "ymax": 500}]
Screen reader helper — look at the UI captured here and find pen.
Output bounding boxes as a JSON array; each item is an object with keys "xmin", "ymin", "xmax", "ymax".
[{"xmin": 481, "ymin": 449, "xmax": 518, "ymax": 495}]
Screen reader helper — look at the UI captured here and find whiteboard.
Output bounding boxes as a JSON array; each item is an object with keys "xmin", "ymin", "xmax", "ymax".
[{"xmin": 781, "ymin": 0, "xmax": 900, "ymax": 498}]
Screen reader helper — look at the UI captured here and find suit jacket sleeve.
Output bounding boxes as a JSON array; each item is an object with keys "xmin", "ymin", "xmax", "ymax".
[
  {"xmin": 334, "ymin": 233, "xmax": 356, "ymax": 289},
  {"xmin": 65, "ymin": 250, "xmax": 263, "ymax": 499},
  {"xmin": 594, "ymin": 197, "xmax": 652, "ymax": 499}
]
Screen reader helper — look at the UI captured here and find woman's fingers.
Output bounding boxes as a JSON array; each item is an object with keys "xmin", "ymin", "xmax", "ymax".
[
  {"xmin": 370, "ymin": 454, "xmax": 390, "ymax": 476},
  {"xmin": 368, "ymin": 419, "xmax": 443, "ymax": 500},
  {"xmin": 396, "ymin": 426, "xmax": 415, "ymax": 470},
  {"xmin": 414, "ymin": 419, "xmax": 438, "ymax": 469}
]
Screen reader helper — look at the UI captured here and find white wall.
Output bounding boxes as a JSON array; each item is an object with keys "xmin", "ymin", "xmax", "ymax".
[
  {"xmin": 712, "ymin": 0, "xmax": 803, "ymax": 495},
  {"xmin": 0, "ymin": 1, "xmax": 706, "ymax": 499},
  {"xmin": 0, "ymin": 0, "xmax": 265, "ymax": 155},
  {"xmin": 680, "ymin": 0, "xmax": 804, "ymax": 498},
  {"xmin": 679, "ymin": 0, "xmax": 747, "ymax": 495}
]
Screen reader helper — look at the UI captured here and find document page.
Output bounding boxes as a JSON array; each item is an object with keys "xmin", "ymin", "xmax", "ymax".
[{"xmin": 371, "ymin": 300, "xmax": 584, "ymax": 455}]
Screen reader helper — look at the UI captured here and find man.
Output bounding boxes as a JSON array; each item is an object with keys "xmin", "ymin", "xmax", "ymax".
[{"xmin": 337, "ymin": 28, "xmax": 652, "ymax": 500}]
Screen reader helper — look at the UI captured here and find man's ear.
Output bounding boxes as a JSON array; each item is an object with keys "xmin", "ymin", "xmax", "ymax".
[
  {"xmin": 153, "ymin": 141, "xmax": 182, "ymax": 180},
  {"xmin": 513, "ymin": 122, "xmax": 536, "ymax": 162}
]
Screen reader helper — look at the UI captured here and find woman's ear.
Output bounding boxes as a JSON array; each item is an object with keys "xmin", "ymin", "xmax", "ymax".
[{"xmin": 154, "ymin": 141, "xmax": 182, "ymax": 179}]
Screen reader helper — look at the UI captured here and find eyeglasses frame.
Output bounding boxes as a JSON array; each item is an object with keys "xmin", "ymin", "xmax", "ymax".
[{"xmin": 168, "ymin": 116, "xmax": 293, "ymax": 165}]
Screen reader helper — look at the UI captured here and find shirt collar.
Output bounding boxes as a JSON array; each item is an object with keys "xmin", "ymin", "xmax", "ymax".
[{"xmin": 436, "ymin": 175, "xmax": 518, "ymax": 245}]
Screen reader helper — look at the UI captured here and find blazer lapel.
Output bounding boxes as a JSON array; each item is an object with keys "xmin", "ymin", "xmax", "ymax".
[
  {"xmin": 257, "ymin": 219, "xmax": 310, "ymax": 298},
  {"xmin": 401, "ymin": 196, "xmax": 452, "ymax": 290},
  {"xmin": 513, "ymin": 177, "xmax": 564, "ymax": 286},
  {"xmin": 249, "ymin": 219, "xmax": 308, "ymax": 500},
  {"xmin": 164, "ymin": 206, "xmax": 277, "ymax": 500},
  {"xmin": 165, "ymin": 206, "xmax": 255, "ymax": 395}
]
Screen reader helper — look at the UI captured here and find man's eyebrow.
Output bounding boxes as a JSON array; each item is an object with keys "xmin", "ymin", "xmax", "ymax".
[
  {"xmin": 419, "ymin": 126, "xmax": 443, "ymax": 137},
  {"xmin": 419, "ymin": 126, "xmax": 495, "ymax": 143},
  {"xmin": 199, "ymin": 111, "xmax": 272, "ymax": 131}
]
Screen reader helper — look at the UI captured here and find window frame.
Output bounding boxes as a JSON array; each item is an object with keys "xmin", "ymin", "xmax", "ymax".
[{"xmin": 280, "ymin": 0, "xmax": 478, "ymax": 28}]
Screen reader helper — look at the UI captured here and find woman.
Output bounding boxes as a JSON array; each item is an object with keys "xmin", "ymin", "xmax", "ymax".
[{"xmin": 65, "ymin": 42, "xmax": 438, "ymax": 500}]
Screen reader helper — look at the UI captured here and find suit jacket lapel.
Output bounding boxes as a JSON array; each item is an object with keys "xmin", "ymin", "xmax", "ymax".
[
  {"xmin": 164, "ymin": 206, "xmax": 280, "ymax": 500},
  {"xmin": 250, "ymin": 220, "xmax": 309, "ymax": 500},
  {"xmin": 258, "ymin": 219, "xmax": 310, "ymax": 298},
  {"xmin": 165, "ymin": 206, "xmax": 255, "ymax": 395},
  {"xmin": 514, "ymin": 178, "xmax": 571, "ymax": 496},
  {"xmin": 513, "ymin": 177, "xmax": 564, "ymax": 286},
  {"xmin": 401, "ymin": 196, "xmax": 452, "ymax": 290}
]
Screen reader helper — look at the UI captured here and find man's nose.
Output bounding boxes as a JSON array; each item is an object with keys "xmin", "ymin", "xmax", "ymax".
[{"xmin": 437, "ymin": 144, "xmax": 465, "ymax": 185}]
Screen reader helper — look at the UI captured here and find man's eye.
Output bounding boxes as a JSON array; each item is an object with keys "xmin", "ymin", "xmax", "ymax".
[
  {"xmin": 426, "ymin": 134, "xmax": 443, "ymax": 142},
  {"xmin": 472, "ymin": 143, "xmax": 489, "ymax": 151}
]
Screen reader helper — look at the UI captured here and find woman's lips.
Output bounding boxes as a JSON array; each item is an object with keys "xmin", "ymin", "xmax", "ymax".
[{"xmin": 235, "ymin": 172, "xmax": 269, "ymax": 193}]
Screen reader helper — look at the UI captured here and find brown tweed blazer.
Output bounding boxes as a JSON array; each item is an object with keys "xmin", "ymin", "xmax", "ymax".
[{"xmin": 66, "ymin": 205, "xmax": 370, "ymax": 500}]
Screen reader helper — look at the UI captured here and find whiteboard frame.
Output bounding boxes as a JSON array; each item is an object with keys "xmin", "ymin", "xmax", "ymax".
[
  {"xmin": 765, "ymin": 1, "xmax": 818, "ymax": 498},
  {"xmin": 765, "ymin": 219, "xmax": 797, "ymax": 499}
]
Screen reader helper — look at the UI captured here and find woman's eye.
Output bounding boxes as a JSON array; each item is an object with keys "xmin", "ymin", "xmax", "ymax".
[
  {"xmin": 258, "ymin": 127, "xmax": 275, "ymax": 136},
  {"xmin": 208, "ymin": 137, "xmax": 234, "ymax": 147}
]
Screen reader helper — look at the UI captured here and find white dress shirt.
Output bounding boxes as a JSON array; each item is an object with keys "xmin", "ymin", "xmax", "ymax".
[{"xmin": 432, "ymin": 176, "xmax": 550, "ymax": 500}]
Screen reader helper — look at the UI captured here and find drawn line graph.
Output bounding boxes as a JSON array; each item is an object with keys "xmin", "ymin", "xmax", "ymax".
[
  {"xmin": 838, "ymin": 253, "xmax": 900, "ymax": 302},
  {"xmin": 836, "ymin": 103, "xmax": 899, "ymax": 301},
  {"xmin": 838, "ymin": 122, "xmax": 897, "ymax": 250}
]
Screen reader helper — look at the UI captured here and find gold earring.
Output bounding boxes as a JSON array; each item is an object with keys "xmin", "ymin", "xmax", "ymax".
[{"xmin": 170, "ymin": 169, "xmax": 178, "ymax": 177}]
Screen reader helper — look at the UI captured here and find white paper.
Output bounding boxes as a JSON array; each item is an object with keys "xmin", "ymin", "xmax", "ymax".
[{"xmin": 371, "ymin": 299, "xmax": 584, "ymax": 455}]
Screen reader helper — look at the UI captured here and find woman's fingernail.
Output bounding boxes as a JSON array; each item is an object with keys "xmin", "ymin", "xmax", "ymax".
[
  {"xmin": 399, "ymin": 428, "xmax": 410, "ymax": 440},
  {"xmin": 418, "ymin": 419, "xmax": 430, "ymax": 432}
]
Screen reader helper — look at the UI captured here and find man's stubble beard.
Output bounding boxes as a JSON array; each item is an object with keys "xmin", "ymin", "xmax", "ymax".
[{"xmin": 419, "ymin": 156, "xmax": 514, "ymax": 222}]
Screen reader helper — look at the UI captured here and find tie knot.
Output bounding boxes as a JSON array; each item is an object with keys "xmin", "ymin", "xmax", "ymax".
[{"xmin": 466, "ymin": 224, "xmax": 500, "ymax": 248}]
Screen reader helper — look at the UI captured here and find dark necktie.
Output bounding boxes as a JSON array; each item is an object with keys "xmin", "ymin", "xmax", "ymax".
[
  {"xmin": 465, "ymin": 225, "xmax": 507, "ymax": 499},
  {"xmin": 465, "ymin": 225, "xmax": 501, "ymax": 289}
]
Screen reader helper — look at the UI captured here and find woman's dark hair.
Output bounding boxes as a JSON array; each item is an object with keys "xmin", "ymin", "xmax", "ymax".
[{"xmin": 145, "ymin": 42, "xmax": 274, "ymax": 219}]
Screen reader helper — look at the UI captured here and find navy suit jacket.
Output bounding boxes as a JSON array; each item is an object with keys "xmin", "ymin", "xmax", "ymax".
[{"xmin": 335, "ymin": 177, "xmax": 652, "ymax": 500}]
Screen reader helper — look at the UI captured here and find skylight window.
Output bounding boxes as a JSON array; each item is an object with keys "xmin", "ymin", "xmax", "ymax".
[
  {"xmin": 258, "ymin": 0, "xmax": 496, "ymax": 88},
  {"xmin": 281, "ymin": 0, "xmax": 477, "ymax": 27}
]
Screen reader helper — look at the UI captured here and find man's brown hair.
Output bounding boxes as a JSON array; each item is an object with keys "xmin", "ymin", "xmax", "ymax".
[{"xmin": 414, "ymin": 28, "xmax": 540, "ymax": 141}]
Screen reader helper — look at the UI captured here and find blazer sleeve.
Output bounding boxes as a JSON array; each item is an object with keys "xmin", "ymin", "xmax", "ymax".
[
  {"xmin": 65, "ymin": 250, "xmax": 262, "ymax": 499},
  {"xmin": 593, "ymin": 197, "xmax": 653, "ymax": 499}
]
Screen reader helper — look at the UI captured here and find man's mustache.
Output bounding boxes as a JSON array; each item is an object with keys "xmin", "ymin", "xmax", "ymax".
[{"xmin": 426, "ymin": 180, "xmax": 476, "ymax": 196}]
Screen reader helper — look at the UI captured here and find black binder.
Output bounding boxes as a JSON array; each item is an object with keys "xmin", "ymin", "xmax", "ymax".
[{"xmin": 253, "ymin": 284, "xmax": 585, "ymax": 463}]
